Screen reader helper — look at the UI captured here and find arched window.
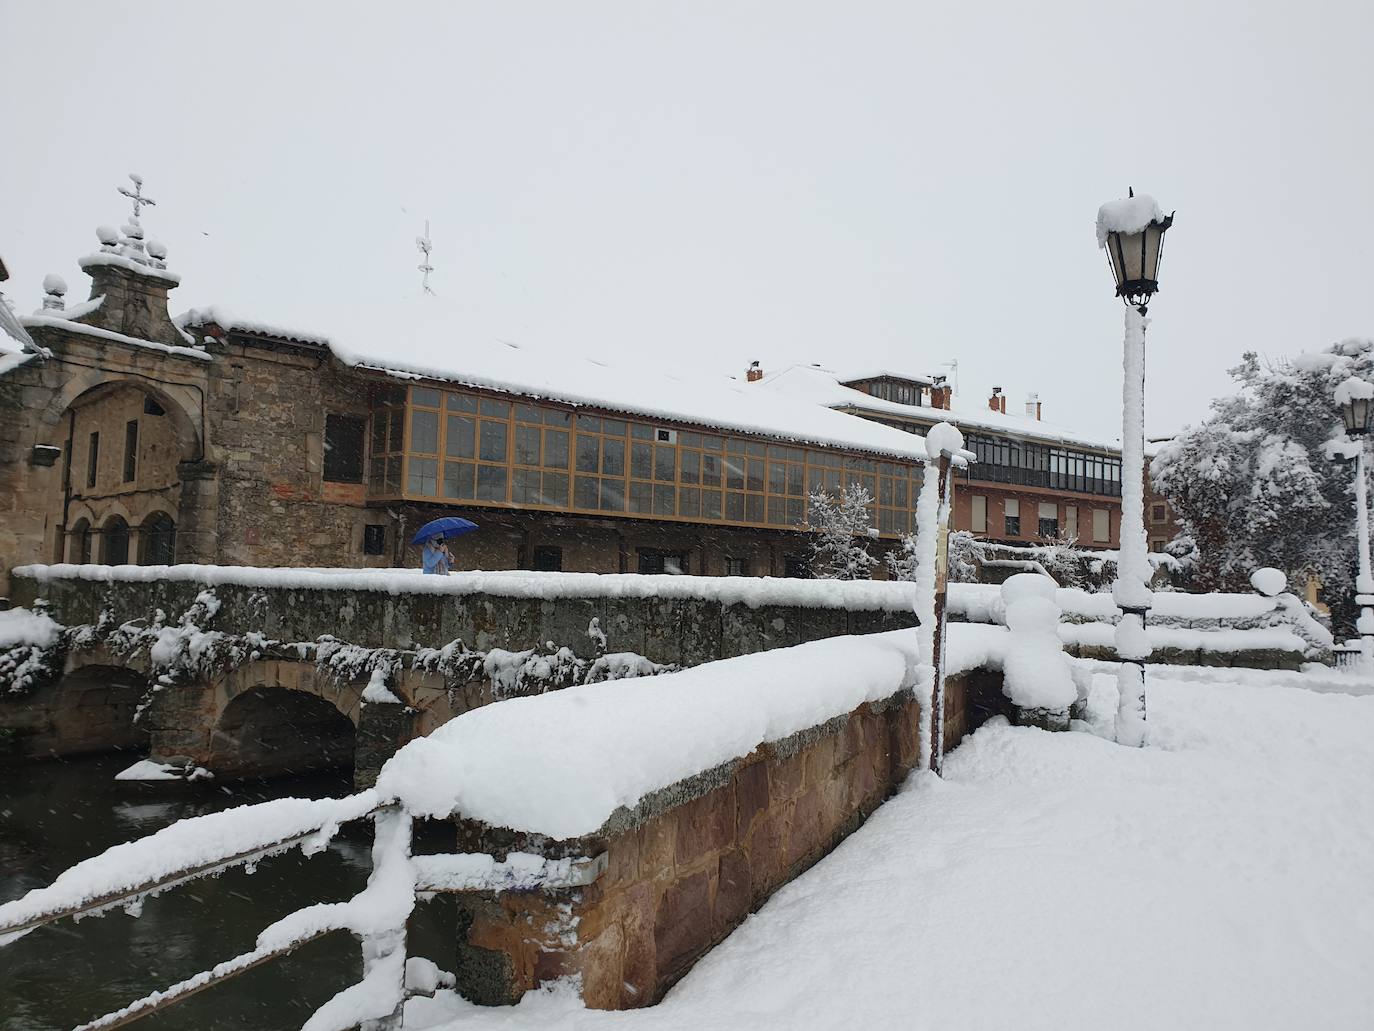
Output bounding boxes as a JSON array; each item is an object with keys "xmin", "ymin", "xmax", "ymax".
[
  {"xmin": 103, "ymin": 516, "xmax": 130, "ymax": 566},
  {"xmin": 68, "ymin": 519, "xmax": 93, "ymax": 564},
  {"xmin": 141, "ymin": 512, "xmax": 176, "ymax": 565}
]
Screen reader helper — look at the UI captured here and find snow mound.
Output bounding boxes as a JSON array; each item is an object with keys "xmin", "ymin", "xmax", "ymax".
[
  {"xmin": 1095, "ymin": 191, "xmax": 1166, "ymax": 248},
  {"xmin": 0, "ymin": 607, "xmax": 62, "ymax": 649},
  {"xmin": 1250, "ymin": 568, "xmax": 1287, "ymax": 598}
]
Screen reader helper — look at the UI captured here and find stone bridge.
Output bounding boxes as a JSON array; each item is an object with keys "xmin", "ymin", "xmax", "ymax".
[{"xmin": 2, "ymin": 566, "xmax": 920, "ymax": 784}]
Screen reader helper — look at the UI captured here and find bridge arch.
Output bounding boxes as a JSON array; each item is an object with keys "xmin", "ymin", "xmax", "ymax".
[{"xmin": 208, "ymin": 686, "xmax": 357, "ymax": 781}]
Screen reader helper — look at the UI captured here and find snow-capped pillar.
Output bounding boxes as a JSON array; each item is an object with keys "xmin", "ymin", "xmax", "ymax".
[
  {"xmin": 1113, "ymin": 305, "xmax": 1153, "ymax": 746},
  {"xmin": 357, "ymin": 805, "xmax": 413, "ymax": 1031},
  {"xmin": 174, "ymin": 459, "xmax": 221, "ymax": 564}
]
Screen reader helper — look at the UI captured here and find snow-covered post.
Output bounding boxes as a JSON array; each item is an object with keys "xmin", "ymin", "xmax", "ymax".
[
  {"xmin": 357, "ymin": 805, "xmax": 412, "ymax": 1031},
  {"xmin": 914, "ymin": 422, "xmax": 968, "ymax": 774},
  {"xmin": 1335, "ymin": 376, "xmax": 1374, "ymax": 664},
  {"xmin": 1096, "ymin": 189, "xmax": 1174, "ymax": 748}
]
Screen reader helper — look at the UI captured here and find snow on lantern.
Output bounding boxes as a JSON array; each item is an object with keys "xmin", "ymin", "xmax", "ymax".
[
  {"xmin": 1096, "ymin": 188, "xmax": 1174, "ymax": 308},
  {"xmin": 1336, "ymin": 376, "xmax": 1374, "ymax": 437}
]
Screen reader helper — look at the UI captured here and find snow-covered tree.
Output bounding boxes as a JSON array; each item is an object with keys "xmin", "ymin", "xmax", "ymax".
[
  {"xmin": 1151, "ymin": 339, "xmax": 1374, "ymax": 633},
  {"xmin": 807, "ymin": 484, "xmax": 878, "ymax": 580}
]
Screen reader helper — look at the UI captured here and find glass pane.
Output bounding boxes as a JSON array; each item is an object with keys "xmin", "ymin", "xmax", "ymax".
[
  {"xmin": 479, "ymin": 421, "xmax": 508, "ymax": 463},
  {"xmin": 446, "ymin": 415, "xmax": 475, "ymax": 459},
  {"xmin": 477, "ymin": 464, "xmax": 507, "ymax": 501},
  {"xmin": 407, "ymin": 457, "xmax": 438, "ymax": 495},
  {"xmin": 541, "ymin": 471, "xmax": 568, "ymax": 506},
  {"xmin": 410, "ymin": 410, "xmax": 439, "ymax": 454},
  {"xmin": 703, "ymin": 491, "xmax": 722, "ymax": 520},
  {"xmin": 630, "ymin": 423, "xmax": 654, "ymax": 440},
  {"xmin": 726, "ymin": 492, "xmax": 745, "ymax": 521},
  {"xmin": 443, "ymin": 461, "xmax": 474, "ymax": 499},
  {"xmin": 513, "ymin": 468, "xmax": 541, "ymax": 504},
  {"xmin": 786, "ymin": 464, "xmax": 804, "ymax": 496},
  {"xmin": 602, "ymin": 419, "xmax": 626, "ymax": 436},
  {"xmin": 786, "ymin": 498, "xmax": 804, "ymax": 526},
  {"xmin": 767, "ymin": 497, "xmax": 785, "ymax": 524},
  {"xmin": 631, "ymin": 442, "xmax": 653, "ymax": 480},
  {"xmin": 479, "ymin": 398, "xmax": 510, "ymax": 418},
  {"xmin": 602, "ymin": 438, "xmax": 626, "ymax": 476},
  {"xmin": 768, "ymin": 462, "xmax": 786, "ymax": 494},
  {"xmin": 577, "ymin": 414, "xmax": 602, "ymax": 431},
  {"xmin": 447, "ymin": 393, "xmax": 478, "ymax": 413},
  {"xmin": 725, "ymin": 457, "xmax": 745, "ymax": 490},
  {"xmin": 680, "ymin": 431, "xmax": 701, "ymax": 447},
  {"xmin": 515, "ymin": 425, "xmax": 541, "ymax": 466},
  {"xmin": 576, "ymin": 435, "xmax": 600, "ymax": 473},
  {"xmin": 369, "ymin": 456, "xmax": 384, "ymax": 487},
  {"xmin": 746, "ymin": 441, "xmax": 766, "ymax": 457},
  {"xmin": 370, "ymin": 414, "xmax": 387, "ymax": 455},
  {"xmin": 575, "ymin": 475, "xmax": 599, "ymax": 509},
  {"xmin": 630, "ymin": 481, "xmax": 652, "ymax": 513},
  {"xmin": 679, "ymin": 487, "xmax": 700, "ymax": 517},
  {"xmin": 411, "ymin": 387, "xmax": 441, "ymax": 408},
  {"xmin": 702, "ymin": 453, "xmax": 721, "ymax": 487},
  {"xmin": 544, "ymin": 429, "xmax": 569, "ymax": 468},
  {"xmin": 745, "ymin": 494, "xmax": 763, "ymax": 523},
  {"xmin": 680, "ymin": 450, "xmax": 700, "ymax": 484},
  {"xmin": 516, "ymin": 404, "xmax": 543, "ymax": 423},
  {"xmin": 389, "ymin": 410, "xmax": 404, "ymax": 451},
  {"xmin": 654, "ymin": 446, "xmax": 676, "ymax": 482},
  {"xmin": 702, "ymin": 435, "xmax": 723, "ymax": 451},
  {"xmin": 543, "ymin": 408, "xmax": 571, "ymax": 425},
  {"xmin": 653, "ymin": 483, "xmax": 675, "ymax": 515},
  {"xmin": 385, "ymin": 455, "xmax": 402, "ymax": 492},
  {"xmin": 601, "ymin": 478, "xmax": 625, "ymax": 511}
]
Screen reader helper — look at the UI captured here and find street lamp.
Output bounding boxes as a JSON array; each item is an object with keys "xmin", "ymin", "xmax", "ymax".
[
  {"xmin": 1336, "ymin": 376, "xmax": 1374, "ymax": 663},
  {"xmin": 1096, "ymin": 188, "xmax": 1174, "ymax": 747}
]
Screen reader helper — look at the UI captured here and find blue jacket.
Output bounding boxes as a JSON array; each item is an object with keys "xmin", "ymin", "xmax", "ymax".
[{"xmin": 422, "ymin": 542, "xmax": 451, "ymax": 575}]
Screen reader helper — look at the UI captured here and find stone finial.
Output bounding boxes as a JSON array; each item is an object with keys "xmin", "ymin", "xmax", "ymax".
[
  {"xmin": 120, "ymin": 220, "xmax": 147, "ymax": 260},
  {"xmin": 146, "ymin": 239, "xmax": 168, "ymax": 269},
  {"xmin": 96, "ymin": 225, "xmax": 120, "ymax": 252},
  {"xmin": 41, "ymin": 273, "xmax": 67, "ymax": 311}
]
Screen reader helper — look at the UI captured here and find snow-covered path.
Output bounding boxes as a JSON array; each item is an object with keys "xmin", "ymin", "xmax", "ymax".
[{"xmin": 407, "ymin": 672, "xmax": 1374, "ymax": 1030}]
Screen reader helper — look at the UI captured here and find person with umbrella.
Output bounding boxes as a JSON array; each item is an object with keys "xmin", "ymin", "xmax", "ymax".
[{"xmin": 412, "ymin": 517, "xmax": 479, "ymax": 575}]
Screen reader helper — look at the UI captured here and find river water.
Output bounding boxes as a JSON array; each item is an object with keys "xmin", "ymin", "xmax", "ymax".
[{"xmin": 0, "ymin": 754, "xmax": 455, "ymax": 1031}]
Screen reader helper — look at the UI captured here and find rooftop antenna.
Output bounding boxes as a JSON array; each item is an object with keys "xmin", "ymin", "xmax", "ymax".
[
  {"xmin": 416, "ymin": 220, "xmax": 435, "ymax": 295},
  {"xmin": 940, "ymin": 358, "xmax": 960, "ymax": 395}
]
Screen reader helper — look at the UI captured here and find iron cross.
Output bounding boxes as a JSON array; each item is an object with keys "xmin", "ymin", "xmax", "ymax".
[
  {"xmin": 117, "ymin": 173, "xmax": 157, "ymax": 219},
  {"xmin": 416, "ymin": 220, "xmax": 435, "ymax": 295}
]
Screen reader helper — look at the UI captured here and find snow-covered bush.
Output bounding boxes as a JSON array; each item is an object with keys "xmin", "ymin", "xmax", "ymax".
[
  {"xmin": 0, "ymin": 606, "xmax": 65, "ymax": 695},
  {"xmin": 1152, "ymin": 340, "xmax": 1374, "ymax": 634},
  {"xmin": 807, "ymin": 484, "xmax": 878, "ymax": 580}
]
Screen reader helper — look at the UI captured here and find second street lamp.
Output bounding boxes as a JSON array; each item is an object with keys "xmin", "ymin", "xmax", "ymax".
[{"xmin": 1096, "ymin": 188, "xmax": 1174, "ymax": 747}]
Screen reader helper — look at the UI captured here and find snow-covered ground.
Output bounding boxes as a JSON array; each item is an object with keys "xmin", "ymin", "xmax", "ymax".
[{"xmin": 406, "ymin": 668, "xmax": 1374, "ymax": 1031}]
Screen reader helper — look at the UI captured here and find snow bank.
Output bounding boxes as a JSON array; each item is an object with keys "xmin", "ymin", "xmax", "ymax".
[
  {"xmin": 1095, "ymin": 191, "xmax": 1166, "ymax": 247},
  {"xmin": 13, "ymin": 564, "xmax": 922, "ymax": 613},
  {"xmin": 0, "ymin": 792, "xmax": 379, "ymax": 940},
  {"xmin": 377, "ymin": 632, "xmax": 922, "ymax": 839}
]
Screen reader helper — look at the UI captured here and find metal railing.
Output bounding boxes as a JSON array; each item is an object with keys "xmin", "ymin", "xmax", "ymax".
[{"xmin": 0, "ymin": 796, "xmax": 603, "ymax": 1031}]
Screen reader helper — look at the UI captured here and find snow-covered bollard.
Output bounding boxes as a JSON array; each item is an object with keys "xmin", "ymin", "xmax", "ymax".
[
  {"xmin": 1250, "ymin": 567, "xmax": 1287, "ymax": 598},
  {"xmin": 1000, "ymin": 574, "xmax": 1076, "ymax": 731}
]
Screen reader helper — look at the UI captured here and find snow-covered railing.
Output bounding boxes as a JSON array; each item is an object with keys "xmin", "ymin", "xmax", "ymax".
[{"xmin": 1, "ymin": 631, "xmax": 942, "ymax": 1021}]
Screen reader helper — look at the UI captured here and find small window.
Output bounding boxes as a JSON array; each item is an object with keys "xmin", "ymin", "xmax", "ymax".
[
  {"xmin": 532, "ymin": 545, "xmax": 563, "ymax": 571},
  {"xmin": 971, "ymin": 495, "xmax": 987, "ymax": 533},
  {"xmin": 1004, "ymin": 497, "xmax": 1020, "ymax": 537},
  {"xmin": 143, "ymin": 396, "xmax": 166, "ymax": 416},
  {"xmin": 1065, "ymin": 505, "xmax": 1079, "ymax": 540},
  {"xmin": 363, "ymin": 524, "xmax": 387, "ymax": 555},
  {"xmin": 725, "ymin": 557, "xmax": 748, "ymax": 576},
  {"xmin": 1150, "ymin": 538, "xmax": 1167, "ymax": 553},
  {"xmin": 1151, "ymin": 503, "xmax": 1167, "ymax": 524},
  {"xmin": 325, "ymin": 414, "xmax": 367, "ymax": 483},
  {"xmin": 123, "ymin": 420, "xmax": 138, "ymax": 482},
  {"xmin": 638, "ymin": 549, "xmax": 688, "ymax": 575},
  {"xmin": 86, "ymin": 431, "xmax": 99, "ymax": 489},
  {"xmin": 1038, "ymin": 501, "xmax": 1058, "ymax": 539},
  {"xmin": 1093, "ymin": 508, "xmax": 1110, "ymax": 543}
]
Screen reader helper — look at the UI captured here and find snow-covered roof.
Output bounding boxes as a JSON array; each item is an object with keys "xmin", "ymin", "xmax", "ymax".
[
  {"xmin": 19, "ymin": 312, "xmax": 210, "ymax": 362},
  {"xmin": 756, "ymin": 363, "xmax": 1124, "ymax": 454},
  {"xmin": 177, "ymin": 305, "xmax": 932, "ymax": 461},
  {"xmin": 834, "ymin": 367, "xmax": 939, "ymax": 387}
]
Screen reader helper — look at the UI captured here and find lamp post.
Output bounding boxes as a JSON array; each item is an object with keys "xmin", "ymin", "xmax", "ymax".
[
  {"xmin": 1096, "ymin": 188, "xmax": 1174, "ymax": 747},
  {"xmin": 1337, "ymin": 377, "xmax": 1374, "ymax": 663}
]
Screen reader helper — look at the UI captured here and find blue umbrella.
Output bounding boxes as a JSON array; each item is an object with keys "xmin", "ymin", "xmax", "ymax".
[{"xmin": 410, "ymin": 516, "xmax": 479, "ymax": 546}]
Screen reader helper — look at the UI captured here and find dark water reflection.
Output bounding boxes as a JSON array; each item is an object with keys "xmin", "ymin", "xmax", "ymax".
[{"xmin": 0, "ymin": 755, "xmax": 455, "ymax": 1031}]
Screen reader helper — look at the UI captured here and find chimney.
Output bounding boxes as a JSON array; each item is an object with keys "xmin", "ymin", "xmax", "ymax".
[
  {"xmin": 746, "ymin": 360, "xmax": 763, "ymax": 383},
  {"xmin": 929, "ymin": 375, "xmax": 951, "ymax": 411},
  {"xmin": 989, "ymin": 386, "xmax": 1003, "ymax": 413},
  {"xmin": 1025, "ymin": 392, "xmax": 1041, "ymax": 420}
]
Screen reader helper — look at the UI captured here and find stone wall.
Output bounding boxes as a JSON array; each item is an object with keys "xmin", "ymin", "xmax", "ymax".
[{"xmin": 447, "ymin": 667, "xmax": 1001, "ymax": 1010}]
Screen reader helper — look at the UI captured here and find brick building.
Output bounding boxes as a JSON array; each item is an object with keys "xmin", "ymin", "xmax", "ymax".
[{"xmin": 2, "ymin": 208, "xmax": 1159, "ymax": 600}]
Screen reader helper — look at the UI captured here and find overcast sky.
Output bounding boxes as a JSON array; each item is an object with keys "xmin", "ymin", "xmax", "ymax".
[{"xmin": 3, "ymin": 0, "xmax": 1372, "ymax": 444}]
